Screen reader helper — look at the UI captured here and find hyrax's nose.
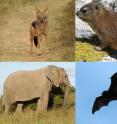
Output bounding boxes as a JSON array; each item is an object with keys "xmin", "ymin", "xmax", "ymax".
[{"xmin": 76, "ymin": 11, "xmax": 80, "ymax": 17}]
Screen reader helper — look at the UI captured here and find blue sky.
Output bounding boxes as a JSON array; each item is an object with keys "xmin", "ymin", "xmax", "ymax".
[
  {"xmin": 0, "ymin": 62, "xmax": 75, "ymax": 95},
  {"xmin": 76, "ymin": 62, "xmax": 117, "ymax": 124}
]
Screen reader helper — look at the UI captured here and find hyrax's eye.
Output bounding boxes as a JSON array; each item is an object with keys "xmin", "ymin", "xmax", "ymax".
[{"xmin": 82, "ymin": 7, "xmax": 87, "ymax": 13}]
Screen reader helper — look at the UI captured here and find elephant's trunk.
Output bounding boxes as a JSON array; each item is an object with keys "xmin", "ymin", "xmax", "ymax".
[{"xmin": 62, "ymin": 85, "xmax": 71, "ymax": 108}]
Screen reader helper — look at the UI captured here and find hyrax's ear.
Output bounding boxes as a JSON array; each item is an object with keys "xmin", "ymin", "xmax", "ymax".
[
  {"xmin": 43, "ymin": 6, "xmax": 48, "ymax": 14},
  {"xmin": 46, "ymin": 72, "xmax": 59, "ymax": 87},
  {"xmin": 35, "ymin": 7, "xmax": 42, "ymax": 15}
]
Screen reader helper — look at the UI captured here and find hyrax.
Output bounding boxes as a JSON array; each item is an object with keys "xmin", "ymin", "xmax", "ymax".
[{"xmin": 76, "ymin": 0, "xmax": 117, "ymax": 51}]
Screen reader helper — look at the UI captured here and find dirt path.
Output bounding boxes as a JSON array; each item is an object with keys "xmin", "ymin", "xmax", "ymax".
[{"xmin": 0, "ymin": 4, "xmax": 48, "ymax": 61}]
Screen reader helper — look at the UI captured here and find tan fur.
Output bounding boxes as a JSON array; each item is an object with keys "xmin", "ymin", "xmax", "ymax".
[
  {"xmin": 77, "ymin": 1, "xmax": 117, "ymax": 50},
  {"xmin": 30, "ymin": 7, "xmax": 48, "ymax": 55}
]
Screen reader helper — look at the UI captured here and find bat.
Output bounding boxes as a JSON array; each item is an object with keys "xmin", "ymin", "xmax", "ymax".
[{"xmin": 92, "ymin": 72, "xmax": 117, "ymax": 114}]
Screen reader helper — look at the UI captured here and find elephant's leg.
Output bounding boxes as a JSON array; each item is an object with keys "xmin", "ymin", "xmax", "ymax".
[
  {"xmin": 5, "ymin": 104, "xmax": 10, "ymax": 113},
  {"xmin": 42, "ymin": 93, "xmax": 49, "ymax": 111},
  {"xmin": 37, "ymin": 94, "xmax": 49, "ymax": 112},
  {"xmin": 16, "ymin": 103, "xmax": 23, "ymax": 113}
]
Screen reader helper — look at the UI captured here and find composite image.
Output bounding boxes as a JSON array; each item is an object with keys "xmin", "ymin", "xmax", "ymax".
[{"xmin": 0, "ymin": 0, "xmax": 117, "ymax": 124}]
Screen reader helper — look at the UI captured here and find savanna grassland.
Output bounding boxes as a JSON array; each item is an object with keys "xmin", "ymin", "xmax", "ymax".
[
  {"xmin": 0, "ymin": 0, "xmax": 75, "ymax": 61},
  {"xmin": 0, "ymin": 88, "xmax": 75, "ymax": 124}
]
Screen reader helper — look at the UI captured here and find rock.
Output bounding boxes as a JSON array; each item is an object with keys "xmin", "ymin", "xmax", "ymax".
[
  {"xmin": 75, "ymin": 0, "xmax": 95, "ymax": 38},
  {"xmin": 102, "ymin": 55, "xmax": 117, "ymax": 62}
]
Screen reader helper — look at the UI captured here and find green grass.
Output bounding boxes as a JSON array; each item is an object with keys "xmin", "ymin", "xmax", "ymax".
[
  {"xmin": 0, "ymin": 88, "xmax": 75, "ymax": 124},
  {"xmin": 75, "ymin": 39, "xmax": 107, "ymax": 62},
  {"xmin": 0, "ymin": 0, "xmax": 74, "ymax": 61}
]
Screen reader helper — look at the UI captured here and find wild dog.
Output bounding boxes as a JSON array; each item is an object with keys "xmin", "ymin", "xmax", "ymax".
[{"xmin": 30, "ymin": 7, "xmax": 48, "ymax": 55}]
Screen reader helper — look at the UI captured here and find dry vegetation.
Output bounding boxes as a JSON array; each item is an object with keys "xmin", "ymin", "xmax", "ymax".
[
  {"xmin": 0, "ymin": 88, "xmax": 75, "ymax": 124},
  {"xmin": 0, "ymin": 0, "xmax": 75, "ymax": 61},
  {"xmin": 75, "ymin": 40, "xmax": 107, "ymax": 62},
  {"xmin": 75, "ymin": 34, "xmax": 108, "ymax": 61}
]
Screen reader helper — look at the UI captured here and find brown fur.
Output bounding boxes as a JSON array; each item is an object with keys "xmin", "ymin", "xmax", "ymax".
[
  {"xmin": 30, "ymin": 7, "xmax": 48, "ymax": 55},
  {"xmin": 77, "ymin": 1, "xmax": 117, "ymax": 50}
]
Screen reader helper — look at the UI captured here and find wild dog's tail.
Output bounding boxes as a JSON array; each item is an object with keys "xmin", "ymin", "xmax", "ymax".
[{"xmin": 34, "ymin": 36, "xmax": 38, "ymax": 48}]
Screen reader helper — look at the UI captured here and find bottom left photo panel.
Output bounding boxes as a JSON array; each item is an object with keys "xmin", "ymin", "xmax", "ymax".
[{"xmin": 0, "ymin": 62, "xmax": 75, "ymax": 124}]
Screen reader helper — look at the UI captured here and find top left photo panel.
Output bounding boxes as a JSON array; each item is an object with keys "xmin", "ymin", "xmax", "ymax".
[{"xmin": 0, "ymin": 0, "xmax": 75, "ymax": 62}]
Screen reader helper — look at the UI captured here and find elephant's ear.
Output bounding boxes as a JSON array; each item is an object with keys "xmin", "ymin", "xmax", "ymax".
[{"xmin": 46, "ymin": 72, "xmax": 60, "ymax": 87}]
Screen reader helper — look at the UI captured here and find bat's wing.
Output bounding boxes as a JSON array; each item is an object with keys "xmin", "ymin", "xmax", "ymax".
[{"xmin": 92, "ymin": 95, "xmax": 112, "ymax": 114}]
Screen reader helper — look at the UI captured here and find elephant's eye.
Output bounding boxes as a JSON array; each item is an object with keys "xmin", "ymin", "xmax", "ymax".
[{"xmin": 65, "ymin": 75, "xmax": 67, "ymax": 78}]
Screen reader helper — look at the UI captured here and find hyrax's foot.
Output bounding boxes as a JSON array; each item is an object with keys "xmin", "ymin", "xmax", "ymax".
[{"xmin": 94, "ymin": 46, "xmax": 103, "ymax": 51}]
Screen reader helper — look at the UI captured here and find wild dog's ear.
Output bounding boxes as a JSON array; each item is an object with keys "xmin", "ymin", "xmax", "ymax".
[
  {"xmin": 35, "ymin": 7, "xmax": 42, "ymax": 15},
  {"xmin": 43, "ymin": 6, "xmax": 48, "ymax": 14}
]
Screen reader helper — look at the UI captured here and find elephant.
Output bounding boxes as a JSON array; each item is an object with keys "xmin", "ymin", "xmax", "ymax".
[{"xmin": 3, "ymin": 65, "xmax": 72, "ymax": 113}]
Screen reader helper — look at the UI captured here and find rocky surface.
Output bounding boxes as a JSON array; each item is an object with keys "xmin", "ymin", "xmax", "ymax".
[
  {"xmin": 75, "ymin": 0, "xmax": 95, "ymax": 38},
  {"xmin": 101, "ymin": 56, "xmax": 117, "ymax": 62}
]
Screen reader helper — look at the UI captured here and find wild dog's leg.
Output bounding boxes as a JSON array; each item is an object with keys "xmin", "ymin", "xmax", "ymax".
[
  {"xmin": 37, "ymin": 35, "xmax": 42, "ymax": 55},
  {"xmin": 30, "ymin": 28, "xmax": 33, "ymax": 54},
  {"xmin": 45, "ymin": 33, "xmax": 48, "ymax": 53},
  {"xmin": 41, "ymin": 34, "xmax": 47, "ymax": 54}
]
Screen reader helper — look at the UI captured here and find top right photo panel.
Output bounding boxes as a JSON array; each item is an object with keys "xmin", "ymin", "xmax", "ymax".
[{"xmin": 75, "ymin": 0, "xmax": 117, "ymax": 62}]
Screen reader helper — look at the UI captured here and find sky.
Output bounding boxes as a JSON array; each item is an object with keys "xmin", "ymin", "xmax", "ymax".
[
  {"xmin": 76, "ymin": 62, "xmax": 117, "ymax": 124},
  {"xmin": 0, "ymin": 62, "xmax": 75, "ymax": 95}
]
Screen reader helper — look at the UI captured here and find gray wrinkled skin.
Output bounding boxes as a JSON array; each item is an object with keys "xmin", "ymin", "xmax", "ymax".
[{"xmin": 3, "ymin": 65, "xmax": 72, "ymax": 113}]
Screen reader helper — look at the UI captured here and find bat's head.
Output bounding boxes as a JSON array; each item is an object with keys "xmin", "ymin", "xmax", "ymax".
[
  {"xmin": 92, "ymin": 95, "xmax": 108, "ymax": 114},
  {"xmin": 111, "ymin": 72, "xmax": 117, "ymax": 81}
]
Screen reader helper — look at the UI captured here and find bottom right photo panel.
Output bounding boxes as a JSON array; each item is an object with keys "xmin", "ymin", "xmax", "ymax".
[{"xmin": 76, "ymin": 62, "xmax": 117, "ymax": 124}]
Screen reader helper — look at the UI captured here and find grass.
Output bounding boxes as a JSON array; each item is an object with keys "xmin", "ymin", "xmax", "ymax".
[
  {"xmin": 0, "ymin": 88, "xmax": 75, "ymax": 124},
  {"xmin": 75, "ymin": 38, "xmax": 107, "ymax": 62},
  {"xmin": 0, "ymin": 0, "xmax": 74, "ymax": 61},
  {"xmin": 0, "ymin": 109, "xmax": 75, "ymax": 124}
]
